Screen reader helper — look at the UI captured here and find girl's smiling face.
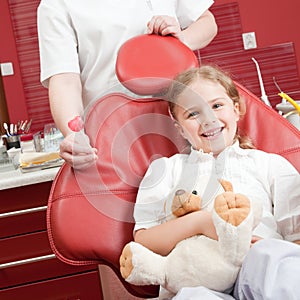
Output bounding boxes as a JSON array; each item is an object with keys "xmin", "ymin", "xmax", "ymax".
[{"xmin": 173, "ymin": 78, "xmax": 240, "ymax": 156}]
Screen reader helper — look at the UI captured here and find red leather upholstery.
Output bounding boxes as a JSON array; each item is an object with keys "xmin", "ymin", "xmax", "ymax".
[
  {"xmin": 48, "ymin": 95, "xmax": 188, "ymax": 297},
  {"xmin": 116, "ymin": 34, "xmax": 199, "ymax": 95},
  {"xmin": 47, "ymin": 34, "xmax": 300, "ymax": 298},
  {"xmin": 48, "ymin": 34, "xmax": 196, "ymax": 298},
  {"xmin": 236, "ymin": 81, "xmax": 300, "ymax": 172}
]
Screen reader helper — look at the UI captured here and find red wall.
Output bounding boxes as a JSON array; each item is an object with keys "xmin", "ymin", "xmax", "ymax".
[
  {"xmin": 0, "ymin": 0, "xmax": 28, "ymax": 124},
  {"xmin": 0, "ymin": 0, "xmax": 299, "ymax": 128},
  {"xmin": 215, "ymin": 0, "xmax": 300, "ymax": 76}
]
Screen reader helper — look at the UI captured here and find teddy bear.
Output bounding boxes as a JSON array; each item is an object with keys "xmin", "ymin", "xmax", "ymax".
[{"xmin": 119, "ymin": 179, "xmax": 261, "ymax": 295}]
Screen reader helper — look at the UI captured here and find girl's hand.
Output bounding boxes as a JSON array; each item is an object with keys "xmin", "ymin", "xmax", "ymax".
[
  {"xmin": 59, "ymin": 131, "xmax": 98, "ymax": 170},
  {"xmin": 147, "ymin": 15, "xmax": 182, "ymax": 40}
]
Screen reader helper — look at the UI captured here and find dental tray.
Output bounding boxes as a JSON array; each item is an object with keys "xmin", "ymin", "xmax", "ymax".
[{"xmin": 20, "ymin": 158, "xmax": 64, "ymax": 173}]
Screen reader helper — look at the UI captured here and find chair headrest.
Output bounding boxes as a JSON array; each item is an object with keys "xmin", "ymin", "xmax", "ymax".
[{"xmin": 116, "ymin": 34, "xmax": 199, "ymax": 95}]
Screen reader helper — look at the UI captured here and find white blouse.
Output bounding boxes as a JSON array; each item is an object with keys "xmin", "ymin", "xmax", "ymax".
[{"xmin": 134, "ymin": 143, "xmax": 300, "ymax": 242}]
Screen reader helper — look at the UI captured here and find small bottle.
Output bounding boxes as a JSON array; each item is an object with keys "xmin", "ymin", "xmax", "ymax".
[
  {"xmin": 0, "ymin": 136, "xmax": 8, "ymax": 159},
  {"xmin": 20, "ymin": 133, "xmax": 34, "ymax": 152}
]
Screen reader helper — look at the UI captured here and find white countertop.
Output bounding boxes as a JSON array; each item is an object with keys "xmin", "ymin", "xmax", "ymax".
[{"xmin": 0, "ymin": 166, "xmax": 60, "ymax": 190}]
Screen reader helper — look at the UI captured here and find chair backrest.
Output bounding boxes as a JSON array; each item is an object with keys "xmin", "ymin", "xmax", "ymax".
[
  {"xmin": 47, "ymin": 34, "xmax": 198, "ymax": 298},
  {"xmin": 236, "ymin": 81, "xmax": 300, "ymax": 171},
  {"xmin": 47, "ymin": 34, "xmax": 300, "ymax": 298}
]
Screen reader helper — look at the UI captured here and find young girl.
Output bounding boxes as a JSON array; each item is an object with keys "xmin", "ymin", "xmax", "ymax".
[{"xmin": 132, "ymin": 65, "xmax": 300, "ymax": 299}]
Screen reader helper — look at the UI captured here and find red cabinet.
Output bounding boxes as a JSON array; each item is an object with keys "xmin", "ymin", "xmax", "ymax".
[
  {"xmin": 0, "ymin": 181, "xmax": 103, "ymax": 299},
  {"xmin": 1, "ymin": 271, "xmax": 102, "ymax": 300}
]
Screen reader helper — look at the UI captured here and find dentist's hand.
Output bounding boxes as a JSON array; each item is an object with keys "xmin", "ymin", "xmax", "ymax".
[
  {"xmin": 147, "ymin": 15, "xmax": 182, "ymax": 40},
  {"xmin": 59, "ymin": 131, "xmax": 98, "ymax": 170}
]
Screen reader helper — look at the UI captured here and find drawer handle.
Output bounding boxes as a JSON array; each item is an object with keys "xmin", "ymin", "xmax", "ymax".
[
  {"xmin": 0, "ymin": 206, "xmax": 47, "ymax": 218},
  {"xmin": 0, "ymin": 254, "xmax": 56, "ymax": 269}
]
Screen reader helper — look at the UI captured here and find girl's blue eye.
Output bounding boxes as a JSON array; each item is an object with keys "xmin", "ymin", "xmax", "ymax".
[
  {"xmin": 188, "ymin": 111, "xmax": 199, "ymax": 118},
  {"xmin": 212, "ymin": 103, "xmax": 223, "ymax": 109}
]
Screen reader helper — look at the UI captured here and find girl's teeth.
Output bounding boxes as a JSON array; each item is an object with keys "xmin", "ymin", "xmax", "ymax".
[{"xmin": 203, "ymin": 128, "xmax": 221, "ymax": 137}]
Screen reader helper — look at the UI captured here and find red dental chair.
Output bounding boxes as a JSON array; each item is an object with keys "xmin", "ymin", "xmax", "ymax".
[{"xmin": 47, "ymin": 34, "xmax": 300, "ymax": 299}]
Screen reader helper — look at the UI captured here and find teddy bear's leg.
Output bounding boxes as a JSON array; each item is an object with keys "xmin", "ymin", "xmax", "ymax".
[
  {"xmin": 119, "ymin": 243, "xmax": 134, "ymax": 280},
  {"xmin": 213, "ymin": 192, "xmax": 254, "ymax": 264},
  {"xmin": 119, "ymin": 241, "xmax": 167, "ymax": 286}
]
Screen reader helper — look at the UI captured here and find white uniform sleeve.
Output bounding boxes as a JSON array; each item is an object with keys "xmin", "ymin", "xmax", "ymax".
[
  {"xmin": 176, "ymin": 0, "xmax": 214, "ymax": 28},
  {"xmin": 37, "ymin": 1, "xmax": 80, "ymax": 87},
  {"xmin": 133, "ymin": 157, "xmax": 175, "ymax": 232},
  {"xmin": 270, "ymin": 155, "xmax": 300, "ymax": 242}
]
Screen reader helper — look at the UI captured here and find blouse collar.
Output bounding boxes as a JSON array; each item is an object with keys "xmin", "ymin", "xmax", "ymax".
[{"xmin": 187, "ymin": 141, "xmax": 248, "ymax": 163}]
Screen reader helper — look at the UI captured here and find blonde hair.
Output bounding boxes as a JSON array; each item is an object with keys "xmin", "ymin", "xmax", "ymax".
[{"xmin": 167, "ymin": 65, "xmax": 255, "ymax": 149}]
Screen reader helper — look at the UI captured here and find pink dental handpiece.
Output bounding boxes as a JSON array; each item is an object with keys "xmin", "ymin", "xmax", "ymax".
[{"xmin": 68, "ymin": 116, "xmax": 84, "ymax": 132}]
